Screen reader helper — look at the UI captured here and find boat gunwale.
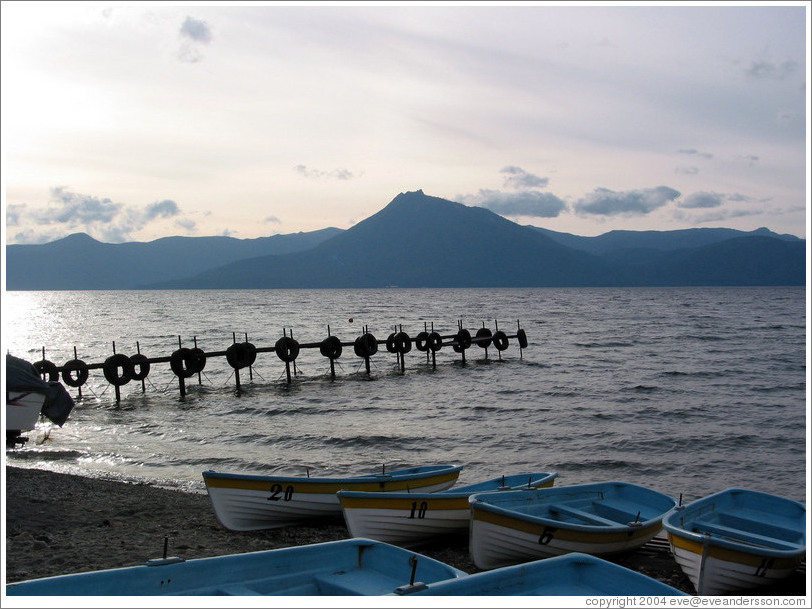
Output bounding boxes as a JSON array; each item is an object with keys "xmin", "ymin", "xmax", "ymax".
[
  {"xmin": 469, "ymin": 481, "xmax": 677, "ymax": 532},
  {"xmin": 337, "ymin": 472, "xmax": 558, "ymax": 502},
  {"xmin": 203, "ymin": 464, "xmax": 463, "ymax": 485}
]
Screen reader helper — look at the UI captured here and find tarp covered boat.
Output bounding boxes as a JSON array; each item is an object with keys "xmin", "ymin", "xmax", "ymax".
[
  {"xmin": 339, "ymin": 472, "xmax": 558, "ymax": 545},
  {"xmin": 662, "ymin": 488, "xmax": 806, "ymax": 595},
  {"xmin": 6, "ymin": 354, "xmax": 75, "ymax": 446},
  {"xmin": 203, "ymin": 464, "xmax": 463, "ymax": 531},
  {"xmin": 469, "ymin": 481, "xmax": 678, "ymax": 570},
  {"xmin": 6, "ymin": 538, "xmax": 467, "ymax": 596}
]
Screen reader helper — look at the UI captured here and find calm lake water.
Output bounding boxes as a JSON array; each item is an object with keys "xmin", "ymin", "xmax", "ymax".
[{"xmin": 3, "ymin": 287, "xmax": 807, "ymax": 504}]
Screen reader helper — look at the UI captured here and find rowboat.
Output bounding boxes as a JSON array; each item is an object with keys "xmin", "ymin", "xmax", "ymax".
[
  {"xmin": 338, "ymin": 472, "xmax": 558, "ymax": 545},
  {"xmin": 203, "ymin": 464, "xmax": 463, "ymax": 531},
  {"xmin": 6, "ymin": 538, "xmax": 467, "ymax": 596},
  {"xmin": 662, "ymin": 488, "xmax": 806, "ymax": 595},
  {"xmin": 469, "ymin": 481, "xmax": 678, "ymax": 569},
  {"xmin": 400, "ymin": 552, "xmax": 689, "ymax": 596}
]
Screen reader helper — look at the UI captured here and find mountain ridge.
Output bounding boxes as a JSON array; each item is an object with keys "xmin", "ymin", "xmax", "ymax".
[{"xmin": 5, "ymin": 190, "xmax": 805, "ymax": 289}]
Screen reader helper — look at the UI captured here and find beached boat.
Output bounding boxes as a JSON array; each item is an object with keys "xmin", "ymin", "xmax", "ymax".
[
  {"xmin": 662, "ymin": 488, "xmax": 806, "ymax": 595},
  {"xmin": 6, "ymin": 390, "xmax": 46, "ymax": 436},
  {"xmin": 338, "ymin": 472, "xmax": 558, "ymax": 545},
  {"xmin": 469, "ymin": 481, "xmax": 678, "ymax": 570},
  {"xmin": 203, "ymin": 464, "xmax": 463, "ymax": 531},
  {"xmin": 6, "ymin": 354, "xmax": 75, "ymax": 447},
  {"xmin": 400, "ymin": 552, "xmax": 689, "ymax": 596},
  {"xmin": 6, "ymin": 538, "xmax": 467, "ymax": 596}
]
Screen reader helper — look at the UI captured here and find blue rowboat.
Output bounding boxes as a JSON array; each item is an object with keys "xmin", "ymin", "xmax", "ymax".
[
  {"xmin": 662, "ymin": 488, "xmax": 806, "ymax": 595},
  {"xmin": 469, "ymin": 481, "xmax": 678, "ymax": 570},
  {"xmin": 338, "ymin": 472, "xmax": 558, "ymax": 545},
  {"xmin": 398, "ymin": 553, "xmax": 689, "ymax": 596},
  {"xmin": 5, "ymin": 538, "xmax": 467, "ymax": 596},
  {"xmin": 203, "ymin": 464, "xmax": 462, "ymax": 531}
]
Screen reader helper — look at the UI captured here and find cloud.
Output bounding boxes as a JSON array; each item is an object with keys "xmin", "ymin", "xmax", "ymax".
[
  {"xmin": 294, "ymin": 165, "xmax": 357, "ymax": 180},
  {"xmin": 5, "ymin": 203, "xmax": 25, "ymax": 226},
  {"xmin": 573, "ymin": 186, "xmax": 681, "ymax": 217},
  {"xmin": 180, "ymin": 16, "xmax": 212, "ymax": 44},
  {"xmin": 675, "ymin": 166, "xmax": 700, "ymax": 175},
  {"xmin": 678, "ymin": 191, "xmax": 760, "ymax": 209},
  {"xmin": 48, "ymin": 186, "xmax": 122, "ymax": 224},
  {"xmin": 9, "ymin": 187, "xmax": 192, "ymax": 243},
  {"xmin": 264, "ymin": 215, "xmax": 281, "ymax": 224},
  {"xmin": 500, "ymin": 166, "xmax": 549, "ymax": 189},
  {"xmin": 146, "ymin": 199, "xmax": 180, "ymax": 219},
  {"xmin": 460, "ymin": 166, "xmax": 564, "ymax": 218},
  {"xmin": 461, "ymin": 189, "xmax": 567, "ymax": 219},
  {"xmin": 178, "ymin": 16, "xmax": 212, "ymax": 63},
  {"xmin": 677, "ymin": 148, "xmax": 714, "ymax": 159},
  {"xmin": 174, "ymin": 217, "xmax": 197, "ymax": 232},
  {"xmin": 745, "ymin": 59, "xmax": 797, "ymax": 80},
  {"xmin": 678, "ymin": 191, "xmax": 724, "ymax": 209}
]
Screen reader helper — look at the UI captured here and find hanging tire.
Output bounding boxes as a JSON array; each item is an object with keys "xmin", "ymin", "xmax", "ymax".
[
  {"xmin": 493, "ymin": 330, "xmax": 509, "ymax": 351},
  {"xmin": 226, "ymin": 342, "xmax": 256, "ymax": 369},
  {"xmin": 427, "ymin": 331, "xmax": 443, "ymax": 352},
  {"xmin": 61, "ymin": 359, "xmax": 89, "ymax": 388},
  {"xmin": 517, "ymin": 328, "xmax": 528, "ymax": 349},
  {"xmin": 455, "ymin": 328, "xmax": 471, "ymax": 351},
  {"xmin": 129, "ymin": 353, "xmax": 151, "ymax": 381},
  {"xmin": 319, "ymin": 336, "xmax": 343, "ymax": 360},
  {"xmin": 190, "ymin": 348, "xmax": 207, "ymax": 373},
  {"xmin": 353, "ymin": 333, "xmax": 378, "ymax": 358},
  {"xmin": 275, "ymin": 336, "xmax": 300, "ymax": 363},
  {"xmin": 170, "ymin": 348, "xmax": 197, "ymax": 379},
  {"xmin": 475, "ymin": 327, "xmax": 493, "ymax": 349},
  {"xmin": 103, "ymin": 354, "xmax": 133, "ymax": 386},
  {"xmin": 415, "ymin": 331, "xmax": 430, "ymax": 352},
  {"xmin": 33, "ymin": 359, "xmax": 59, "ymax": 383},
  {"xmin": 385, "ymin": 333, "xmax": 397, "ymax": 353},
  {"xmin": 394, "ymin": 331, "xmax": 411, "ymax": 355}
]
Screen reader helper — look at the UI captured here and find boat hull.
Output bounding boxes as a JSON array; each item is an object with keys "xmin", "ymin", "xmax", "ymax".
[
  {"xmin": 403, "ymin": 553, "xmax": 689, "ymax": 596},
  {"xmin": 662, "ymin": 488, "xmax": 805, "ymax": 595},
  {"xmin": 339, "ymin": 473, "xmax": 557, "ymax": 545},
  {"xmin": 469, "ymin": 481, "xmax": 677, "ymax": 570},
  {"xmin": 6, "ymin": 538, "xmax": 467, "ymax": 596},
  {"xmin": 6, "ymin": 391, "xmax": 45, "ymax": 432},
  {"xmin": 203, "ymin": 464, "xmax": 462, "ymax": 531}
]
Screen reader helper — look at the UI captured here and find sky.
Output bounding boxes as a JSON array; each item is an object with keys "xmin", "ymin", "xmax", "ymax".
[{"xmin": 1, "ymin": 1, "xmax": 809, "ymax": 245}]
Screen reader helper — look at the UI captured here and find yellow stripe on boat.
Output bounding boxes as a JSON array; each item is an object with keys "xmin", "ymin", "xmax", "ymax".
[
  {"xmin": 667, "ymin": 533, "xmax": 802, "ymax": 570},
  {"xmin": 204, "ymin": 471, "xmax": 460, "ymax": 494},
  {"xmin": 473, "ymin": 508, "xmax": 661, "ymax": 544},
  {"xmin": 340, "ymin": 495, "xmax": 469, "ymax": 511}
]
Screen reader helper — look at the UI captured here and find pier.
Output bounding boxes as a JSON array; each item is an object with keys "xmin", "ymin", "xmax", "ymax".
[{"xmin": 29, "ymin": 320, "xmax": 529, "ymax": 402}]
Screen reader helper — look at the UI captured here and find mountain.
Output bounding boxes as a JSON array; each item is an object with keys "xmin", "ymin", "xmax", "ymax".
[
  {"xmin": 5, "ymin": 190, "xmax": 805, "ymax": 289},
  {"xmin": 145, "ymin": 190, "xmax": 621, "ymax": 288},
  {"xmin": 531, "ymin": 225, "xmax": 800, "ymax": 254},
  {"xmin": 5, "ymin": 228, "xmax": 342, "ymax": 290}
]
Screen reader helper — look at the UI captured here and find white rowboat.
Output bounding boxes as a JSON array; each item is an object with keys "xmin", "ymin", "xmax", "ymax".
[
  {"xmin": 338, "ymin": 472, "xmax": 558, "ymax": 545},
  {"xmin": 203, "ymin": 464, "xmax": 463, "ymax": 531},
  {"xmin": 662, "ymin": 488, "xmax": 806, "ymax": 595}
]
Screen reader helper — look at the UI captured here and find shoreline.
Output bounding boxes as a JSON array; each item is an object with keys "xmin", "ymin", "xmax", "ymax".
[{"xmin": 4, "ymin": 466, "xmax": 805, "ymax": 597}]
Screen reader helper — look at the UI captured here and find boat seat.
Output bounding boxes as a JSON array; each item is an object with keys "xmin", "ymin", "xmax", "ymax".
[
  {"xmin": 547, "ymin": 504, "xmax": 619, "ymax": 526},
  {"xmin": 716, "ymin": 512, "xmax": 800, "ymax": 542},
  {"xmin": 692, "ymin": 520, "xmax": 800, "ymax": 551}
]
